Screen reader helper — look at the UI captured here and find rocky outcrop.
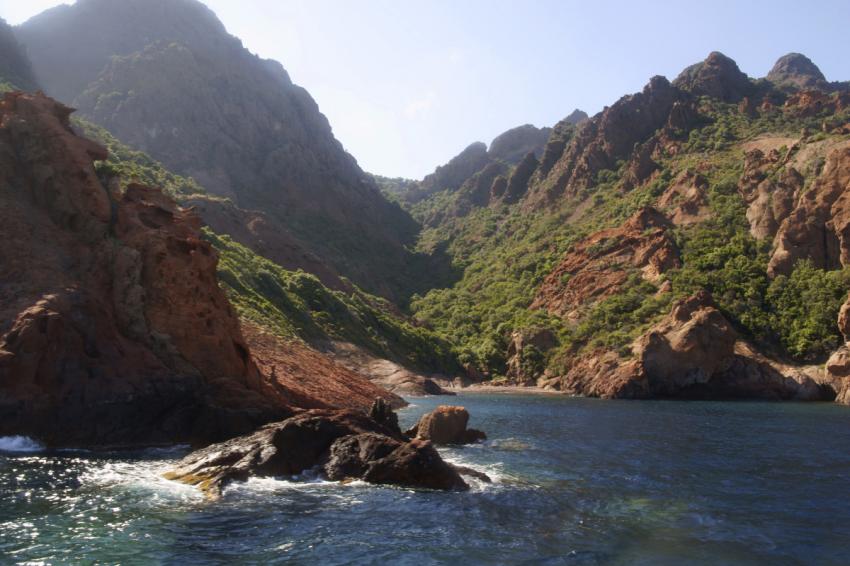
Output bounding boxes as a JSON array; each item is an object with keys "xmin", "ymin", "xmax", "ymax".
[
  {"xmin": 502, "ymin": 152, "xmax": 539, "ymax": 203},
  {"xmin": 526, "ymin": 76, "xmax": 683, "ymax": 206},
  {"xmin": 546, "ymin": 292, "xmax": 836, "ymax": 400},
  {"xmin": 532, "ymin": 207, "xmax": 680, "ymax": 319},
  {"xmin": 0, "ymin": 19, "xmax": 38, "ymax": 91},
  {"xmin": 782, "ymin": 90, "xmax": 850, "ymax": 119},
  {"xmin": 826, "ymin": 296, "xmax": 850, "ymax": 404},
  {"xmin": 404, "ymin": 120, "xmax": 578, "ymax": 219},
  {"xmin": 656, "ymin": 169, "xmax": 711, "ymax": 226},
  {"xmin": 0, "ymin": 92, "xmax": 289, "ymax": 447},
  {"xmin": 673, "ymin": 51, "xmax": 753, "ymax": 102},
  {"xmin": 164, "ymin": 408, "xmax": 470, "ymax": 497},
  {"xmin": 242, "ymin": 325, "xmax": 406, "ymax": 412},
  {"xmin": 767, "ymin": 53, "xmax": 829, "ymax": 92},
  {"xmin": 17, "ymin": 0, "xmax": 422, "ymax": 302},
  {"xmin": 488, "ymin": 124, "xmax": 552, "ymax": 164},
  {"xmin": 324, "ymin": 433, "xmax": 468, "ymax": 490},
  {"xmin": 738, "ymin": 148, "xmax": 803, "ymax": 240},
  {"xmin": 405, "ymin": 406, "xmax": 486, "ymax": 445},
  {"xmin": 505, "ymin": 328, "xmax": 557, "ymax": 385},
  {"xmin": 768, "ymin": 145, "xmax": 850, "ymax": 276},
  {"xmin": 406, "ymin": 142, "xmax": 491, "ymax": 203}
]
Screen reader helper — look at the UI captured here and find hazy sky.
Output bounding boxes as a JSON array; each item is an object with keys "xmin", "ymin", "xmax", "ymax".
[{"xmin": 2, "ymin": 0, "xmax": 849, "ymax": 178}]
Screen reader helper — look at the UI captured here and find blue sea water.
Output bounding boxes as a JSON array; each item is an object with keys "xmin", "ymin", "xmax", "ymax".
[{"xmin": 2, "ymin": 394, "xmax": 850, "ymax": 565}]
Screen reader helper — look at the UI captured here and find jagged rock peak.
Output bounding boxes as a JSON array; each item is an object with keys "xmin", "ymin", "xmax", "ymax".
[
  {"xmin": 563, "ymin": 109, "xmax": 589, "ymax": 125},
  {"xmin": 767, "ymin": 53, "xmax": 827, "ymax": 90},
  {"xmin": 673, "ymin": 51, "xmax": 753, "ymax": 102},
  {"xmin": 488, "ymin": 124, "xmax": 552, "ymax": 164}
]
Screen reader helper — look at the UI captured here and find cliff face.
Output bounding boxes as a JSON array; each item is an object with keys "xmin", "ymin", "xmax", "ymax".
[
  {"xmin": 0, "ymin": 92, "xmax": 403, "ymax": 447},
  {"xmin": 16, "ymin": 0, "xmax": 421, "ymax": 301},
  {"xmin": 524, "ymin": 76, "xmax": 685, "ymax": 208},
  {"xmin": 0, "ymin": 92, "xmax": 289, "ymax": 446}
]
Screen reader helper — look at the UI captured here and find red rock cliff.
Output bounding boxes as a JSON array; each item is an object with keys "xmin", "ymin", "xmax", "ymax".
[{"xmin": 0, "ymin": 92, "xmax": 288, "ymax": 447}]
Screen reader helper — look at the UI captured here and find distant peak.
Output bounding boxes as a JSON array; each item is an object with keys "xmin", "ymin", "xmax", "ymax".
[
  {"xmin": 564, "ymin": 109, "xmax": 588, "ymax": 125},
  {"xmin": 673, "ymin": 51, "xmax": 752, "ymax": 102},
  {"xmin": 767, "ymin": 53, "xmax": 827, "ymax": 90}
]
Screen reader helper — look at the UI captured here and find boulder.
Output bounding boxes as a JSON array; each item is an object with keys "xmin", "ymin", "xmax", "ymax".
[
  {"xmin": 405, "ymin": 406, "xmax": 487, "ymax": 445},
  {"xmin": 324, "ymin": 433, "xmax": 469, "ymax": 491},
  {"xmin": 165, "ymin": 409, "xmax": 471, "ymax": 497}
]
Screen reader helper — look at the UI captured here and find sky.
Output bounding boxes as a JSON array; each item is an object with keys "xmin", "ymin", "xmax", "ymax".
[{"xmin": 2, "ymin": 0, "xmax": 850, "ymax": 179}]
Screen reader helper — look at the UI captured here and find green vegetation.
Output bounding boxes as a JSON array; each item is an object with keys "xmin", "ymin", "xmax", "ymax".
[
  {"xmin": 407, "ymin": 95, "xmax": 850, "ymax": 379},
  {"xmin": 208, "ymin": 230, "xmax": 459, "ymax": 373},
  {"xmin": 74, "ymin": 118, "xmax": 210, "ymax": 199}
]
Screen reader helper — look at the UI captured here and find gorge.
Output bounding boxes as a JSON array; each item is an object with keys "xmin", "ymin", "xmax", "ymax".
[{"xmin": 1, "ymin": 1, "xmax": 850, "ymax": 563}]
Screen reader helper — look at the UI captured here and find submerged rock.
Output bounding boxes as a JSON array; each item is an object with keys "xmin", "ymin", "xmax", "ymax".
[{"xmin": 405, "ymin": 406, "xmax": 487, "ymax": 445}]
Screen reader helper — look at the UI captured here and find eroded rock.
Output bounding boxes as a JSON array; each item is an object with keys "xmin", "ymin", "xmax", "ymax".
[
  {"xmin": 166, "ymin": 407, "xmax": 474, "ymax": 497},
  {"xmin": 405, "ymin": 406, "xmax": 487, "ymax": 445}
]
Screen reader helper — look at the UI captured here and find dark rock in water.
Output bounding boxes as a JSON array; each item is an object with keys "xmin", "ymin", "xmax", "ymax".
[
  {"xmin": 165, "ymin": 408, "xmax": 470, "ymax": 496},
  {"xmin": 324, "ymin": 433, "xmax": 469, "ymax": 491},
  {"xmin": 369, "ymin": 398, "xmax": 401, "ymax": 437},
  {"xmin": 405, "ymin": 406, "xmax": 487, "ymax": 445},
  {"xmin": 451, "ymin": 464, "xmax": 492, "ymax": 484}
]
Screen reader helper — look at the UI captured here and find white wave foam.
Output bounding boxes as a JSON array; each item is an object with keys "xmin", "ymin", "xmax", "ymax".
[
  {"xmin": 0, "ymin": 436, "xmax": 45, "ymax": 453},
  {"xmin": 440, "ymin": 454, "xmax": 510, "ymax": 490}
]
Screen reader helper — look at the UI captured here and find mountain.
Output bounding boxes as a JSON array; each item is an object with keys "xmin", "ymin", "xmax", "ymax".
[
  {"xmin": 15, "ymin": 0, "xmax": 431, "ymax": 301},
  {"xmin": 0, "ymin": 18, "xmax": 37, "ymax": 91},
  {"xmin": 407, "ymin": 51, "xmax": 850, "ymax": 403}
]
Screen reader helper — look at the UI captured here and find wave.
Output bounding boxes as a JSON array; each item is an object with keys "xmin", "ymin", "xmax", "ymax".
[{"xmin": 0, "ymin": 436, "xmax": 45, "ymax": 453}]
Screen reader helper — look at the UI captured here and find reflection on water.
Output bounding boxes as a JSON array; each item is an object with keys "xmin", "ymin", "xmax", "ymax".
[{"xmin": 2, "ymin": 395, "xmax": 850, "ymax": 564}]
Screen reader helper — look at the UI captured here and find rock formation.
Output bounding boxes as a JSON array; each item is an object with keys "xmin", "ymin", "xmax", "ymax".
[
  {"xmin": 505, "ymin": 328, "xmax": 557, "ymax": 385},
  {"xmin": 768, "ymin": 145, "xmax": 850, "ymax": 276},
  {"xmin": 402, "ymin": 122, "xmax": 558, "ymax": 211},
  {"xmin": 525, "ymin": 76, "xmax": 683, "ymax": 207},
  {"xmin": 656, "ymin": 170, "xmax": 711, "ymax": 226},
  {"xmin": 673, "ymin": 51, "xmax": 754, "ymax": 102},
  {"xmin": 0, "ymin": 92, "xmax": 288, "ymax": 447},
  {"xmin": 548, "ymin": 292, "xmax": 836, "ymax": 400},
  {"xmin": 165, "ymin": 404, "xmax": 491, "ymax": 497},
  {"xmin": 164, "ymin": 408, "xmax": 471, "ymax": 497},
  {"xmin": 405, "ymin": 406, "xmax": 487, "ymax": 445},
  {"xmin": 488, "ymin": 124, "xmax": 553, "ymax": 164},
  {"xmin": 767, "ymin": 53, "xmax": 829, "ymax": 91},
  {"xmin": 532, "ymin": 207, "xmax": 680, "ymax": 319},
  {"xmin": 738, "ymin": 147, "xmax": 803, "ymax": 240}
]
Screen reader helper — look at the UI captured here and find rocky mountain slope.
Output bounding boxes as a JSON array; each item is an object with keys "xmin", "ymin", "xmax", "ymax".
[
  {"xmin": 407, "ymin": 52, "xmax": 850, "ymax": 403},
  {"xmin": 15, "ymin": 0, "xmax": 434, "ymax": 301},
  {"xmin": 0, "ymin": 92, "xmax": 407, "ymax": 447}
]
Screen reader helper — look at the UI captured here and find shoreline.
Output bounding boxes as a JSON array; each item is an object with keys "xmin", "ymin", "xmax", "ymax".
[{"xmin": 442, "ymin": 384, "xmax": 566, "ymax": 396}]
